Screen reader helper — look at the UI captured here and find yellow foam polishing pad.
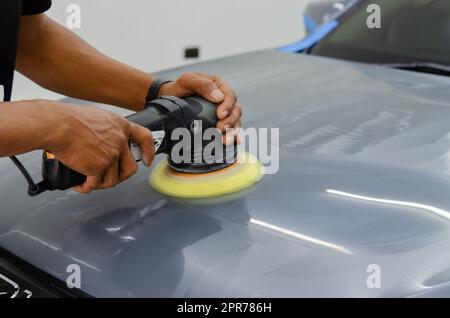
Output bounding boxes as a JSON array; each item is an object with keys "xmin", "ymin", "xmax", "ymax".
[{"xmin": 149, "ymin": 152, "xmax": 264, "ymax": 199}]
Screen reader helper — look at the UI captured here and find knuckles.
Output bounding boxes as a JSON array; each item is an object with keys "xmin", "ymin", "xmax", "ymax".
[
  {"xmin": 230, "ymin": 90, "xmax": 238, "ymax": 102},
  {"xmin": 95, "ymin": 157, "xmax": 110, "ymax": 173},
  {"xmin": 109, "ymin": 149, "xmax": 120, "ymax": 161},
  {"xmin": 103, "ymin": 180, "xmax": 118, "ymax": 189},
  {"xmin": 129, "ymin": 163, "xmax": 138, "ymax": 175},
  {"xmin": 179, "ymin": 72, "xmax": 194, "ymax": 84},
  {"xmin": 235, "ymin": 104, "xmax": 242, "ymax": 116},
  {"xmin": 121, "ymin": 162, "xmax": 138, "ymax": 181}
]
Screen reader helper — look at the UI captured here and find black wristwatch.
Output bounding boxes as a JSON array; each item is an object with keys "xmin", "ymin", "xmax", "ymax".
[{"xmin": 145, "ymin": 78, "xmax": 173, "ymax": 106}]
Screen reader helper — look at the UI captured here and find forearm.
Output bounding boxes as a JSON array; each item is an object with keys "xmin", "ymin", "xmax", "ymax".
[
  {"xmin": 16, "ymin": 14, "xmax": 153, "ymax": 111},
  {"xmin": 0, "ymin": 100, "xmax": 63, "ymax": 156}
]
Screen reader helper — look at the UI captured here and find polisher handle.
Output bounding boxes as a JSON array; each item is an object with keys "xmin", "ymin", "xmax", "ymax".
[
  {"xmin": 40, "ymin": 151, "xmax": 87, "ymax": 191},
  {"xmin": 35, "ymin": 130, "xmax": 166, "ymax": 194}
]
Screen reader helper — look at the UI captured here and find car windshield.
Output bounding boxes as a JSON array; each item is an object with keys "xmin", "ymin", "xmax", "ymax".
[{"xmin": 310, "ymin": 0, "xmax": 450, "ymax": 66}]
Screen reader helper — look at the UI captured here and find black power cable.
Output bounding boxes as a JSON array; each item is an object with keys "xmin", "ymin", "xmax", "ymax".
[
  {"xmin": 3, "ymin": 84, "xmax": 40, "ymax": 195},
  {"xmin": 9, "ymin": 156, "xmax": 39, "ymax": 193},
  {"xmin": 1, "ymin": 1, "xmax": 42, "ymax": 196}
]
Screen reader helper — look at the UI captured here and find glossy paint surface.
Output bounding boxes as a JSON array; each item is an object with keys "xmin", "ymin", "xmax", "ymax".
[{"xmin": 1, "ymin": 51, "xmax": 450, "ymax": 297}]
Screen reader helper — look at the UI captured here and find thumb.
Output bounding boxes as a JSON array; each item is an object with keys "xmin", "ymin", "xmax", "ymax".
[{"xmin": 129, "ymin": 124, "xmax": 155, "ymax": 167}]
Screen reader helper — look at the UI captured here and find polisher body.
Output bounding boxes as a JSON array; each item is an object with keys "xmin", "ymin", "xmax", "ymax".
[{"xmin": 31, "ymin": 96, "xmax": 241, "ymax": 196}]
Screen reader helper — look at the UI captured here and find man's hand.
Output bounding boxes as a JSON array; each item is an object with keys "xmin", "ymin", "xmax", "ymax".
[
  {"xmin": 46, "ymin": 103, "xmax": 155, "ymax": 194},
  {"xmin": 17, "ymin": 15, "xmax": 243, "ymax": 136},
  {"xmin": 158, "ymin": 73, "xmax": 242, "ymax": 143}
]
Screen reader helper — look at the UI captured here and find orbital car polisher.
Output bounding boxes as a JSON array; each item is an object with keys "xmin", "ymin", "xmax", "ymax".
[{"xmin": 19, "ymin": 96, "xmax": 263, "ymax": 199}]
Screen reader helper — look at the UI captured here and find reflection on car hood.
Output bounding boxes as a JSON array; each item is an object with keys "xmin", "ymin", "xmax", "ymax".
[{"xmin": 1, "ymin": 51, "xmax": 450, "ymax": 297}]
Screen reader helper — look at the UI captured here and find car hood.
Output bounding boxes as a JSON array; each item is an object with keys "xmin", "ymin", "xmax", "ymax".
[{"xmin": 1, "ymin": 51, "xmax": 450, "ymax": 297}]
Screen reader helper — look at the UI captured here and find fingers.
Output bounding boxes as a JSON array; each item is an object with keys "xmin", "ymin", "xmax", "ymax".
[
  {"xmin": 222, "ymin": 125, "xmax": 241, "ymax": 145},
  {"xmin": 212, "ymin": 77, "xmax": 237, "ymax": 121},
  {"xmin": 73, "ymin": 175, "xmax": 102, "ymax": 194},
  {"xmin": 217, "ymin": 102, "xmax": 242, "ymax": 131},
  {"xmin": 129, "ymin": 123, "xmax": 155, "ymax": 167},
  {"xmin": 178, "ymin": 73, "xmax": 224, "ymax": 103},
  {"xmin": 219, "ymin": 103, "xmax": 242, "ymax": 144},
  {"xmin": 177, "ymin": 73, "xmax": 242, "ymax": 141},
  {"xmin": 174, "ymin": 72, "xmax": 241, "ymax": 129},
  {"xmin": 119, "ymin": 143, "xmax": 138, "ymax": 182},
  {"xmin": 97, "ymin": 160, "xmax": 119, "ymax": 190},
  {"xmin": 73, "ymin": 143, "xmax": 139, "ymax": 193},
  {"xmin": 73, "ymin": 159, "xmax": 120, "ymax": 193},
  {"xmin": 72, "ymin": 122, "xmax": 153, "ymax": 194}
]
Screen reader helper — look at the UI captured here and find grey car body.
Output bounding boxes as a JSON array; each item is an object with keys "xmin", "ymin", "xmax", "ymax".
[{"xmin": 1, "ymin": 50, "xmax": 450, "ymax": 297}]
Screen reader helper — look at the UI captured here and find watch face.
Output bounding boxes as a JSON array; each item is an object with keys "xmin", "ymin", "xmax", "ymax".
[{"xmin": 0, "ymin": 273, "xmax": 19, "ymax": 298}]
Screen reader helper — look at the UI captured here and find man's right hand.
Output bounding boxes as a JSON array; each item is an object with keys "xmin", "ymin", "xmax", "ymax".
[{"xmin": 45, "ymin": 102, "xmax": 155, "ymax": 193}]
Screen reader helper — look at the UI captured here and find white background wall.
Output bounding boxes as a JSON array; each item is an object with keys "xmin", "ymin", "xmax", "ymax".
[{"xmin": 13, "ymin": 0, "xmax": 318, "ymax": 100}]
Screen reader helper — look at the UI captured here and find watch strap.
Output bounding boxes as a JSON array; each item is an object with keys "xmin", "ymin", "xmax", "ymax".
[{"xmin": 145, "ymin": 78, "xmax": 172, "ymax": 106}]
